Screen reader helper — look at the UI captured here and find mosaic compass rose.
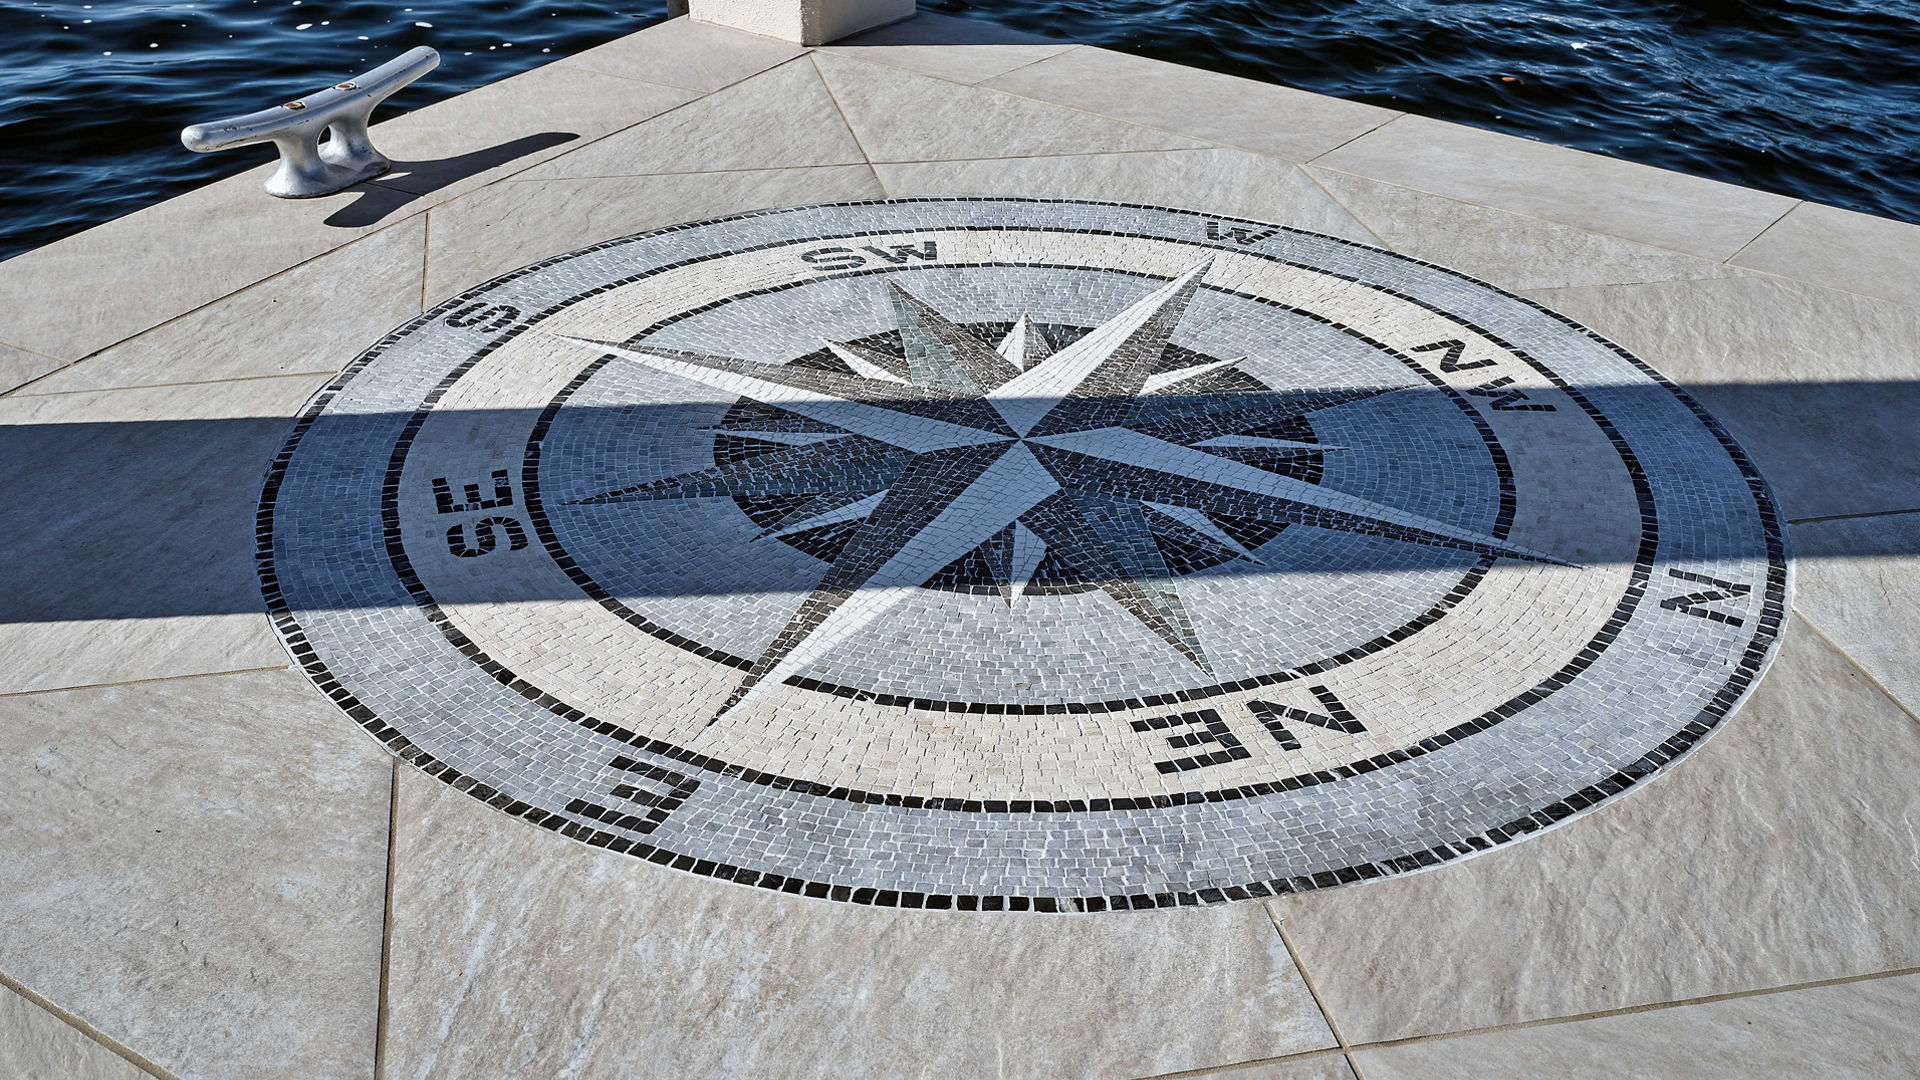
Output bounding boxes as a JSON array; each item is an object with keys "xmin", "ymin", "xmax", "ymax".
[
  {"xmin": 556, "ymin": 262, "xmax": 1561, "ymax": 722},
  {"xmin": 262, "ymin": 199, "xmax": 1788, "ymax": 911}
]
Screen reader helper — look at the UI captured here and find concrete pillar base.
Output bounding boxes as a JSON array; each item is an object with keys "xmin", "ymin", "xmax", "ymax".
[{"xmin": 688, "ymin": 0, "xmax": 915, "ymax": 45}]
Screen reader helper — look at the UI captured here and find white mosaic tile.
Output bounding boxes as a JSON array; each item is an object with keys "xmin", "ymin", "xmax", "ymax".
[{"xmin": 260, "ymin": 199, "xmax": 1790, "ymax": 910}]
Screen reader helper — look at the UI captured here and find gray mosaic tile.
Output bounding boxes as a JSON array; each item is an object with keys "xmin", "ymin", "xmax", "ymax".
[{"xmin": 261, "ymin": 199, "xmax": 1789, "ymax": 910}]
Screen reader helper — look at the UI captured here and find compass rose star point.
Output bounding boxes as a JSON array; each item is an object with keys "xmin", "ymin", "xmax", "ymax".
[{"xmin": 552, "ymin": 262, "xmax": 1569, "ymax": 720}]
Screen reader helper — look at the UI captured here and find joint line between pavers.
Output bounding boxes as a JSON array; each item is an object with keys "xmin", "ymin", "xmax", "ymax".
[
  {"xmin": 0, "ymin": 664, "xmax": 291, "ymax": 700},
  {"xmin": 1128, "ymin": 1046, "xmax": 1359, "ymax": 1080},
  {"xmin": 0, "ymin": 968, "xmax": 183, "ymax": 1080},
  {"xmin": 1723, "ymin": 199, "xmax": 1805, "ymax": 266},
  {"xmin": 1265, "ymin": 905, "xmax": 1356, "ymax": 1055},
  {"xmin": 817, "ymin": 40, "xmax": 1088, "ymax": 89},
  {"xmin": 418, "ymin": 210, "xmax": 433, "ymax": 315},
  {"xmin": 1793, "ymin": 613, "xmax": 1920, "ymax": 730},
  {"xmin": 1303, "ymin": 111, "xmax": 1411, "ymax": 167},
  {"xmin": 1301, "ymin": 159, "xmax": 1781, "ymax": 265},
  {"xmin": 7, "ymin": 369, "xmax": 341, "ymax": 399},
  {"xmin": 1297, "ymin": 164, "xmax": 1388, "ymax": 248},
  {"xmin": 372, "ymin": 757, "xmax": 401, "ymax": 1080},
  {"xmin": 1788, "ymin": 506, "xmax": 1920, "ymax": 526},
  {"xmin": 809, "ymin": 51, "xmax": 880, "ymax": 173},
  {"xmin": 1338, "ymin": 959, "xmax": 1920, "ymax": 1055},
  {"xmin": 822, "ymin": 48, "xmax": 1249, "ymax": 160},
  {"xmin": 507, "ymin": 145, "xmax": 1218, "ymax": 186}
]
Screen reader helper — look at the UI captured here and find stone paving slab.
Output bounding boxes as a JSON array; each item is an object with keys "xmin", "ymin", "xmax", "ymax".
[
  {"xmin": 1520, "ymin": 274, "xmax": 1920, "ymax": 522},
  {"xmin": 821, "ymin": 10, "xmax": 1075, "ymax": 84},
  {"xmin": 517, "ymin": 56, "xmax": 865, "ymax": 180},
  {"xmin": 1790, "ymin": 513, "xmax": 1920, "ymax": 715},
  {"xmin": 1311, "ymin": 113, "xmax": 1798, "ymax": 260},
  {"xmin": 18, "ymin": 216, "xmax": 425, "ymax": 396},
  {"xmin": 1730, "ymin": 200, "xmax": 1920, "ymax": 308},
  {"xmin": 983, "ymin": 44, "xmax": 1398, "ymax": 162},
  {"xmin": 1304, "ymin": 168, "xmax": 1744, "ymax": 291},
  {"xmin": 384, "ymin": 769, "xmax": 1335, "ymax": 1080},
  {"xmin": 559, "ymin": 13, "xmax": 807, "ymax": 93},
  {"xmin": 422, "ymin": 163, "xmax": 885, "ymax": 300},
  {"xmin": 811, "ymin": 49, "xmax": 1210, "ymax": 162},
  {"xmin": 0, "ymin": 373, "xmax": 332, "ymax": 693},
  {"xmin": 0, "ymin": 12, "xmax": 1917, "ymax": 1078},
  {"xmin": 1268, "ymin": 617, "xmax": 1920, "ymax": 1044},
  {"xmin": 1349, "ymin": 973, "xmax": 1920, "ymax": 1079},
  {"xmin": 345, "ymin": 62, "xmax": 698, "ymax": 210},
  {"xmin": 873, "ymin": 149, "xmax": 1379, "ymax": 242},
  {"xmin": 0, "ymin": 171, "xmax": 414, "ymax": 365},
  {"xmin": 0, "ymin": 669, "xmax": 392, "ymax": 1080}
]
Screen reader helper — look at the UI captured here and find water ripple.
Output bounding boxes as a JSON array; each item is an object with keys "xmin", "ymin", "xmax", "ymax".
[{"xmin": 2, "ymin": 0, "xmax": 1916, "ymax": 261}]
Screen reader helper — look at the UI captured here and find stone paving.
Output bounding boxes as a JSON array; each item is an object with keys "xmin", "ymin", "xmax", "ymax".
[{"xmin": 1, "ymin": 12, "xmax": 1917, "ymax": 1080}]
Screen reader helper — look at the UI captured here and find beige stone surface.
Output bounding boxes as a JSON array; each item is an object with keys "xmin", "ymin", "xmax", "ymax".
[
  {"xmin": 519, "ymin": 57, "xmax": 864, "ymax": 180},
  {"xmin": 1270, "ymin": 618, "xmax": 1920, "ymax": 1044},
  {"xmin": 0, "ymin": 984, "xmax": 150, "ymax": 1080},
  {"xmin": 0, "ymin": 669, "xmax": 393, "ymax": 1080},
  {"xmin": 1520, "ymin": 275, "xmax": 1920, "ymax": 521},
  {"xmin": 0, "ymin": 373, "xmax": 325, "ymax": 694},
  {"xmin": 1312, "ymin": 115, "xmax": 1796, "ymax": 260},
  {"xmin": 812, "ymin": 49, "xmax": 1207, "ymax": 162},
  {"xmin": 1791, "ymin": 513, "xmax": 1920, "ymax": 715},
  {"xmin": 1183, "ymin": 1052, "xmax": 1359, "ymax": 1080},
  {"xmin": 876, "ymin": 150, "xmax": 1380, "ymax": 245},
  {"xmin": 0, "ymin": 341, "xmax": 62, "ymax": 395},
  {"xmin": 362, "ymin": 63, "xmax": 697, "ymax": 205},
  {"xmin": 0, "ymin": 171, "xmax": 415, "ymax": 364},
  {"xmin": 1306, "ymin": 168, "xmax": 1742, "ymax": 291},
  {"xmin": 423, "ymin": 163, "xmax": 883, "ymax": 301},
  {"xmin": 562, "ymin": 15, "xmax": 806, "ymax": 92},
  {"xmin": 1732, "ymin": 200, "xmax": 1920, "ymax": 309},
  {"xmin": 382, "ymin": 769, "xmax": 1336, "ymax": 1080},
  {"xmin": 1351, "ymin": 974, "xmax": 1920, "ymax": 1080},
  {"xmin": 986, "ymin": 47, "xmax": 1397, "ymax": 163},
  {"xmin": 823, "ymin": 11, "xmax": 1074, "ymax": 84},
  {"xmin": 20, "ymin": 216, "xmax": 425, "ymax": 395}
]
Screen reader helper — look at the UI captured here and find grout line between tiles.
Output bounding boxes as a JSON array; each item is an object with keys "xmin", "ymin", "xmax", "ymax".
[
  {"xmin": 508, "ymin": 145, "xmax": 1237, "ymax": 187},
  {"xmin": 0, "ymin": 969, "xmax": 182, "ymax": 1080},
  {"xmin": 1343, "ymin": 961, "xmax": 1920, "ymax": 1056},
  {"xmin": 0, "ymin": 664, "xmax": 291, "ymax": 699},
  {"xmin": 809, "ymin": 51, "xmax": 881, "ymax": 172},
  {"xmin": 1133, "ymin": 1046, "xmax": 1357, "ymax": 1080},
  {"xmin": 372, "ymin": 757, "xmax": 402, "ymax": 1080},
  {"xmin": 815, "ymin": 41, "xmax": 1085, "ymax": 88},
  {"xmin": 1266, "ymin": 905, "xmax": 1365, "ymax": 1078},
  {"xmin": 8, "ymin": 369, "xmax": 340, "ymax": 399},
  {"xmin": 1298, "ymin": 161, "xmax": 1770, "ymax": 265},
  {"xmin": 419, "ymin": 209, "xmax": 433, "ymax": 314},
  {"xmin": 1793, "ymin": 613, "xmax": 1920, "ymax": 729},
  {"xmin": 816, "ymin": 48, "xmax": 1226, "ymax": 154},
  {"xmin": 1723, "ymin": 200, "xmax": 1803, "ymax": 266},
  {"xmin": 1297, "ymin": 164, "xmax": 1388, "ymax": 248},
  {"xmin": 1300, "ymin": 112, "xmax": 1408, "ymax": 166},
  {"xmin": 1787, "ymin": 506, "xmax": 1920, "ymax": 526}
]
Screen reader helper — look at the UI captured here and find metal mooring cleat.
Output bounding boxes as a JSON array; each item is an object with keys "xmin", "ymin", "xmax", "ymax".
[{"xmin": 181, "ymin": 47, "xmax": 440, "ymax": 198}]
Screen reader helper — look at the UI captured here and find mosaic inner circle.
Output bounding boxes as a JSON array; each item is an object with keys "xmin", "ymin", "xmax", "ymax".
[{"xmin": 262, "ymin": 199, "xmax": 1789, "ymax": 912}]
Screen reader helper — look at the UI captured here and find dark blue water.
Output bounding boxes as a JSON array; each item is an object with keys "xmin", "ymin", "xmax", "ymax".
[{"xmin": 3, "ymin": 0, "xmax": 1917, "ymax": 261}]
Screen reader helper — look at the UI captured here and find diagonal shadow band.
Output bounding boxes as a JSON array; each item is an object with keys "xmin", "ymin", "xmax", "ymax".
[
  {"xmin": 0, "ymin": 382, "xmax": 1912, "ymax": 625},
  {"xmin": 322, "ymin": 131, "xmax": 578, "ymax": 228}
]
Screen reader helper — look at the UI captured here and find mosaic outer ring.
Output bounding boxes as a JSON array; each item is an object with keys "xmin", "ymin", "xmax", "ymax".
[{"xmin": 259, "ymin": 198, "xmax": 1791, "ymax": 911}]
